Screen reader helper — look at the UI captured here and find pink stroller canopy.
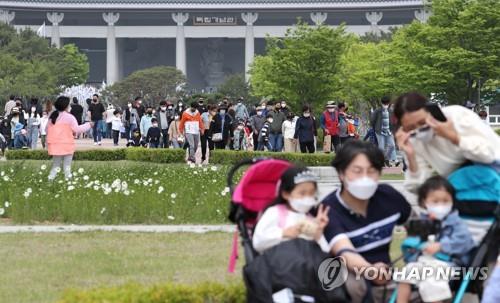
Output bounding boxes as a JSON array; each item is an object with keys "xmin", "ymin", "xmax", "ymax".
[{"xmin": 232, "ymin": 159, "xmax": 291, "ymax": 213}]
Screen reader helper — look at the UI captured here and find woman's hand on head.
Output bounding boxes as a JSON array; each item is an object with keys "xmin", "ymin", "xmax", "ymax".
[
  {"xmin": 395, "ymin": 128, "xmax": 414, "ymax": 158},
  {"xmin": 426, "ymin": 116, "xmax": 459, "ymax": 145}
]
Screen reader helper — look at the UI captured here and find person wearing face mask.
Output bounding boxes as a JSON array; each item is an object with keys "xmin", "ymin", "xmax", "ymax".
[
  {"xmin": 282, "ymin": 112, "xmax": 297, "ymax": 153},
  {"xmin": 268, "ymin": 101, "xmax": 286, "ymax": 152},
  {"xmin": 279, "ymin": 100, "xmax": 290, "ymax": 116},
  {"xmin": 200, "ymin": 105, "xmax": 215, "ymax": 162},
  {"xmin": 197, "ymin": 97, "xmax": 207, "ymax": 114},
  {"xmin": 396, "ymin": 176, "xmax": 475, "ymax": 303},
  {"xmin": 47, "ymin": 96, "xmax": 93, "ymax": 180},
  {"xmin": 146, "ymin": 118, "xmax": 161, "ymax": 148},
  {"xmin": 320, "ymin": 101, "xmax": 340, "ymax": 153},
  {"xmin": 134, "ymin": 96, "xmax": 145, "ymax": 118},
  {"xmin": 26, "ymin": 103, "xmax": 41, "ymax": 149},
  {"xmin": 168, "ymin": 114, "xmax": 182, "ymax": 149},
  {"xmin": 294, "ymin": 105, "xmax": 317, "ymax": 154},
  {"xmin": 253, "ymin": 166, "xmax": 330, "ymax": 253},
  {"xmin": 394, "ymin": 92, "xmax": 500, "ymax": 193},
  {"xmin": 123, "ymin": 101, "xmax": 137, "ymax": 141},
  {"xmin": 179, "ymin": 102, "xmax": 205, "ymax": 163},
  {"xmin": 155, "ymin": 100, "xmax": 172, "ymax": 148},
  {"xmin": 234, "ymin": 97, "xmax": 249, "ymax": 121},
  {"xmin": 257, "ymin": 114, "xmax": 273, "ymax": 151},
  {"xmin": 176, "ymin": 100, "xmax": 186, "ymax": 116},
  {"xmin": 140, "ymin": 106, "xmax": 154, "ymax": 140},
  {"xmin": 39, "ymin": 111, "xmax": 48, "ymax": 149},
  {"xmin": 209, "ymin": 105, "xmax": 233, "ymax": 150},
  {"xmin": 321, "ymin": 140, "xmax": 412, "ymax": 303},
  {"xmin": 250, "ymin": 106, "xmax": 266, "ymax": 148},
  {"xmin": 370, "ymin": 96, "xmax": 399, "ymax": 167}
]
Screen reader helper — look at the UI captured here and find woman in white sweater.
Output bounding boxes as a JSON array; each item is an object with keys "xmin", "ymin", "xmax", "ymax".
[{"xmin": 394, "ymin": 92, "xmax": 500, "ymax": 193}]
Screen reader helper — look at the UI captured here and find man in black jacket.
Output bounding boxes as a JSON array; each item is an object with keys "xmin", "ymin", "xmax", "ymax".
[{"xmin": 70, "ymin": 97, "xmax": 84, "ymax": 125}]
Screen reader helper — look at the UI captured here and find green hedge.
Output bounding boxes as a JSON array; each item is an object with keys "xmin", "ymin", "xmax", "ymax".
[
  {"xmin": 6, "ymin": 148, "xmax": 334, "ymax": 166},
  {"xmin": 58, "ymin": 282, "xmax": 245, "ymax": 303},
  {"xmin": 210, "ymin": 149, "xmax": 333, "ymax": 166},
  {"xmin": 495, "ymin": 128, "xmax": 500, "ymax": 136}
]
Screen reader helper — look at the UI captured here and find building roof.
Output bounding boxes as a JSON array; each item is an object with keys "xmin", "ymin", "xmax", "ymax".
[{"xmin": 2, "ymin": 0, "xmax": 424, "ymax": 10}]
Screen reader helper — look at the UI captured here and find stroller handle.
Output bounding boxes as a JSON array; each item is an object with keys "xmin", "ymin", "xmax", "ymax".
[{"xmin": 226, "ymin": 157, "xmax": 268, "ymax": 195}]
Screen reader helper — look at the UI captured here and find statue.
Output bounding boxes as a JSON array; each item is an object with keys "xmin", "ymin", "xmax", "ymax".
[{"xmin": 200, "ymin": 39, "xmax": 225, "ymax": 89}]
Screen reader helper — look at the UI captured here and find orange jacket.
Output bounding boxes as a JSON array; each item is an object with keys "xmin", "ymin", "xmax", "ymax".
[{"xmin": 179, "ymin": 110, "xmax": 204, "ymax": 135}]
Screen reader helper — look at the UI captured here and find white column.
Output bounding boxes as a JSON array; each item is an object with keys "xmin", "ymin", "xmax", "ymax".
[
  {"xmin": 47, "ymin": 12, "xmax": 64, "ymax": 48},
  {"xmin": 103, "ymin": 12, "xmax": 120, "ymax": 85},
  {"xmin": 241, "ymin": 12, "xmax": 258, "ymax": 82},
  {"xmin": 415, "ymin": 9, "xmax": 432, "ymax": 23},
  {"xmin": 310, "ymin": 12, "xmax": 327, "ymax": 25},
  {"xmin": 365, "ymin": 12, "xmax": 383, "ymax": 36},
  {"xmin": 0, "ymin": 9, "xmax": 15, "ymax": 25},
  {"xmin": 172, "ymin": 12, "xmax": 189, "ymax": 76}
]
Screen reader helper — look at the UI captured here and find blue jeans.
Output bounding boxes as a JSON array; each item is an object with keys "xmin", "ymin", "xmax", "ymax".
[
  {"xmin": 28, "ymin": 126, "xmax": 39, "ymax": 149},
  {"xmin": 375, "ymin": 133, "xmax": 396, "ymax": 161},
  {"xmin": 257, "ymin": 140, "xmax": 272, "ymax": 151},
  {"xmin": 269, "ymin": 133, "xmax": 283, "ymax": 152},
  {"xmin": 14, "ymin": 134, "xmax": 27, "ymax": 149},
  {"xmin": 92, "ymin": 120, "xmax": 103, "ymax": 143}
]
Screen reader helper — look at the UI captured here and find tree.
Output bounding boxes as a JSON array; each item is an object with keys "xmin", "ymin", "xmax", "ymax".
[
  {"xmin": 0, "ymin": 23, "xmax": 89, "ymax": 105},
  {"xmin": 250, "ymin": 23, "xmax": 352, "ymax": 110},
  {"xmin": 217, "ymin": 73, "xmax": 256, "ymax": 103},
  {"xmin": 387, "ymin": 0, "xmax": 500, "ymax": 104},
  {"xmin": 102, "ymin": 66, "xmax": 186, "ymax": 106}
]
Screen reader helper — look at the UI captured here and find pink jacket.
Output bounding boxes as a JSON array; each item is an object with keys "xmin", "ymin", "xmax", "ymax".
[{"xmin": 47, "ymin": 111, "xmax": 91, "ymax": 156}]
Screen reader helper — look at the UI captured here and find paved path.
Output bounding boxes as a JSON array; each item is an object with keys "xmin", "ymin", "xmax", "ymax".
[{"xmin": 0, "ymin": 224, "xmax": 235, "ymax": 233}]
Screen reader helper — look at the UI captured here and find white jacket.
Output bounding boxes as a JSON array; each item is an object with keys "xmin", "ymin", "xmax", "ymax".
[
  {"xmin": 404, "ymin": 105, "xmax": 500, "ymax": 193},
  {"xmin": 282, "ymin": 119, "xmax": 296, "ymax": 139}
]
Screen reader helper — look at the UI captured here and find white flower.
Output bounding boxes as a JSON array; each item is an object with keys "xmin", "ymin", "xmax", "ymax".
[
  {"xmin": 143, "ymin": 181, "xmax": 148, "ymax": 186},
  {"xmin": 220, "ymin": 191, "xmax": 227, "ymax": 196},
  {"xmin": 189, "ymin": 163, "xmax": 196, "ymax": 169},
  {"xmin": 0, "ymin": 171, "xmax": 4, "ymax": 176},
  {"xmin": 203, "ymin": 168, "xmax": 208, "ymax": 172},
  {"xmin": 121, "ymin": 181, "xmax": 128, "ymax": 190},
  {"xmin": 131, "ymin": 189, "xmax": 135, "ymax": 194},
  {"xmin": 94, "ymin": 180, "xmax": 100, "ymax": 185},
  {"xmin": 93, "ymin": 185, "xmax": 99, "ymax": 191},
  {"xmin": 83, "ymin": 175, "xmax": 89, "ymax": 181},
  {"xmin": 23, "ymin": 191, "xmax": 31, "ymax": 198},
  {"xmin": 170, "ymin": 193, "xmax": 177, "ymax": 199},
  {"xmin": 193, "ymin": 171, "xmax": 198, "ymax": 175},
  {"xmin": 134, "ymin": 179, "xmax": 140, "ymax": 185},
  {"xmin": 40, "ymin": 165, "xmax": 47, "ymax": 170},
  {"xmin": 167, "ymin": 215, "xmax": 175, "ymax": 220},
  {"xmin": 210, "ymin": 166, "xmax": 218, "ymax": 171},
  {"xmin": 154, "ymin": 180, "xmax": 160, "ymax": 185},
  {"xmin": 153, "ymin": 172, "xmax": 158, "ymax": 176},
  {"xmin": 77, "ymin": 168, "xmax": 84, "ymax": 174},
  {"xmin": 0, "ymin": 208, "xmax": 4, "ymax": 215},
  {"xmin": 147, "ymin": 178, "xmax": 153, "ymax": 183},
  {"xmin": 123, "ymin": 190, "xmax": 130, "ymax": 196},
  {"xmin": 4, "ymin": 201, "xmax": 10, "ymax": 208},
  {"xmin": 67, "ymin": 185, "xmax": 75, "ymax": 191},
  {"xmin": 58, "ymin": 180, "xmax": 63, "ymax": 184},
  {"xmin": 157, "ymin": 186, "xmax": 164, "ymax": 194},
  {"xmin": 212, "ymin": 179, "xmax": 217, "ymax": 183},
  {"xmin": 216, "ymin": 209, "xmax": 221, "ymax": 214},
  {"xmin": 26, "ymin": 188, "xmax": 32, "ymax": 194},
  {"xmin": 3, "ymin": 176, "xmax": 10, "ymax": 182},
  {"xmin": 100, "ymin": 207, "xmax": 106, "ymax": 214},
  {"xmin": 55, "ymin": 194, "xmax": 60, "ymax": 198},
  {"xmin": 55, "ymin": 167, "xmax": 61, "ymax": 173}
]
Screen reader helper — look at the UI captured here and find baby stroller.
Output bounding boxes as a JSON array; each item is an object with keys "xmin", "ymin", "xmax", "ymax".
[
  {"xmin": 227, "ymin": 158, "xmax": 349, "ymax": 303},
  {"xmin": 388, "ymin": 164, "xmax": 500, "ymax": 303}
]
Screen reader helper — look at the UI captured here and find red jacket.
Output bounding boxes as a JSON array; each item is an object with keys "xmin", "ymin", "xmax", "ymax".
[{"xmin": 323, "ymin": 111, "xmax": 339, "ymax": 136}]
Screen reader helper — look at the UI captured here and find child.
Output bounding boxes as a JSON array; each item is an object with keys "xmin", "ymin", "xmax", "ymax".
[
  {"xmin": 396, "ymin": 176, "xmax": 475, "ymax": 303},
  {"xmin": 40, "ymin": 111, "xmax": 48, "ymax": 149},
  {"xmin": 47, "ymin": 96, "xmax": 92, "ymax": 180},
  {"xmin": 257, "ymin": 114, "xmax": 273, "ymax": 151},
  {"xmin": 232, "ymin": 120, "xmax": 247, "ymax": 151},
  {"xmin": 168, "ymin": 115, "xmax": 182, "ymax": 149},
  {"xmin": 111, "ymin": 110, "xmax": 122, "ymax": 146},
  {"xmin": 253, "ymin": 166, "xmax": 330, "ymax": 254},
  {"xmin": 126, "ymin": 129, "xmax": 146, "ymax": 147},
  {"xmin": 13, "ymin": 122, "xmax": 28, "ymax": 149},
  {"xmin": 146, "ymin": 118, "xmax": 161, "ymax": 148}
]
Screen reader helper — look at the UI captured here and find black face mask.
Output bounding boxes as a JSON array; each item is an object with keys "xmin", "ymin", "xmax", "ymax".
[{"xmin": 147, "ymin": 111, "xmax": 153, "ymax": 115}]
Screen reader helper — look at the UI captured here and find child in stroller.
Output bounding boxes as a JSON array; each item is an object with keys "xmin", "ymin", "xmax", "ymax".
[
  {"xmin": 396, "ymin": 176, "xmax": 475, "ymax": 303},
  {"xmin": 253, "ymin": 166, "xmax": 330, "ymax": 254}
]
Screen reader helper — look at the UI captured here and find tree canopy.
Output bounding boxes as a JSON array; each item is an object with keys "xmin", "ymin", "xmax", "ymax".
[
  {"xmin": 0, "ymin": 23, "xmax": 89, "ymax": 104},
  {"xmin": 102, "ymin": 66, "xmax": 186, "ymax": 106}
]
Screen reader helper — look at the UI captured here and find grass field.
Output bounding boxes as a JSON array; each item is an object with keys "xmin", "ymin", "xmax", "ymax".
[
  {"xmin": 0, "ymin": 160, "xmax": 402, "ymax": 225},
  {"xmin": 0, "ymin": 232, "xmax": 240, "ymax": 303},
  {"xmin": 0, "ymin": 231, "xmax": 404, "ymax": 303}
]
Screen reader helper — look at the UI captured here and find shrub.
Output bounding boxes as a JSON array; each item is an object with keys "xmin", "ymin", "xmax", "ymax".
[
  {"xmin": 125, "ymin": 147, "xmax": 186, "ymax": 163},
  {"xmin": 495, "ymin": 128, "xmax": 500, "ymax": 136},
  {"xmin": 58, "ymin": 282, "xmax": 245, "ymax": 303},
  {"xmin": 210, "ymin": 149, "xmax": 333, "ymax": 166},
  {"xmin": 6, "ymin": 149, "xmax": 126, "ymax": 161}
]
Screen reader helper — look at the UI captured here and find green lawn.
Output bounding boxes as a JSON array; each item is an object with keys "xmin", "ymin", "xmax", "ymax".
[
  {"xmin": 0, "ymin": 160, "xmax": 402, "ymax": 225},
  {"xmin": 0, "ymin": 232, "xmax": 240, "ymax": 303},
  {"xmin": 0, "ymin": 231, "xmax": 405, "ymax": 303}
]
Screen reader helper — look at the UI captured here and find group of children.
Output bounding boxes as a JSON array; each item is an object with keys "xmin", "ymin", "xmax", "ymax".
[
  {"xmin": 253, "ymin": 166, "xmax": 477, "ymax": 303},
  {"xmin": 0, "ymin": 110, "xmax": 49, "ymax": 151}
]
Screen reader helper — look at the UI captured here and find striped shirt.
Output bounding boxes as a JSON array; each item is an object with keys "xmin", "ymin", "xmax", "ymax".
[{"xmin": 321, "ymin": 184, "xmax": 411, "ymax": 264}]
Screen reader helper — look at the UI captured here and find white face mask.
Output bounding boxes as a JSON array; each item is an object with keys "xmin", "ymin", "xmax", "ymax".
[
  {"xmin": 303, "ymin": 113, "xmax": 310, "ymax": 117},
  {"xmin": 327, "ymin": 108, "xmax": 335, "ymax": 113},
  {"xmin": 268, "ymin": 118, "xmax": 274, "ymax": 123},
  {"xmin": 220, "ymin": 110, "xmax": 226, "ymax": 115},
  {"xmin": 256, "ymin": 111, "xmax": 263, "ymax": 116},
  {"xmin": 289, "ymin": 196, "xmax": 318, "ymax": 213},
  {"xmin": 427, "ymin": 204, "xmax": 452, "ymax": 220},
  {"xmin": 414, "ymin": 127, "xmax": 434, "ymax": 143},
  {"xmin": 31, "ymin": 107, "xmax": 36, "ymax": 112},
  {"xmin": 345, "ymin": 176, "xmax": 378, "ymax": 200},
  {"xmin": 128, "ymin": 104, "xmax": 132, "ymax": 108},
  {"xmin": 160, "ymin": 106, "xmax": 167, "ymax": 111},
  {"xmin": 382, "ymin": 104, "xmax": 390, "ymax": 109}
]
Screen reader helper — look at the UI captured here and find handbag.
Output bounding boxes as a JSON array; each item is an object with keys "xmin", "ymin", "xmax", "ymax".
[
  {"xmin": 323, "ymin": 134, "xmax": 332, "ymax": 153},
  {"xmin": 212, "ymin": 132, "xmax": 223, "ymax": 142}
]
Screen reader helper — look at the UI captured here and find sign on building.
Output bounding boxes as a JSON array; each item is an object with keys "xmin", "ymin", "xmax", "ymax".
[{"xmin": 193, "ymin": 16, "xmax": 238, "ymax": 25}]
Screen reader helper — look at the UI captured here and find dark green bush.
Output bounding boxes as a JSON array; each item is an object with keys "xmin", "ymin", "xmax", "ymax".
[
  {"xmin": 210, "ymin": 149, "xmax": 333, "ymax": 166},
  {"xmin": 6, "ymin": 148, "xmax": 333, "ymax": 166},
  {"xmin": 124, "ymin": 147, "xmax": 186, "ymax": 163},
  {"xmin": 495, "ymin": 128, "xmax": 500, "ymax": 136},
  {"xmin": 58, "ymin": 282, "xmax": 245, "ymax": 303}
]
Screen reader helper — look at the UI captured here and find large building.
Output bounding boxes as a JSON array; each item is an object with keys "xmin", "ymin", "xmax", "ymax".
[{"xmin": 1, "ymin": 0, "xmax": 428, "ymax": 90}]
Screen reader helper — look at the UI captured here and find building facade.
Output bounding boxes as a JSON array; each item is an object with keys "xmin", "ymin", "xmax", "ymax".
[{"xmin": 1, "ymin": 0, "xmax": 428, "ymax": 90}]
